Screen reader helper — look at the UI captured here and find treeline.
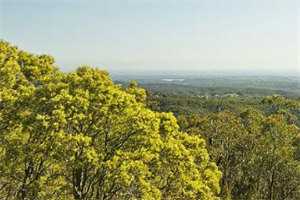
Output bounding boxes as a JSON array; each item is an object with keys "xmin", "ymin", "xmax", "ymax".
[
  {"xmin": 142, "ymin": 83, "xmax": 300, "ymax": 98},
  {"xmin": 147, "ymin": 92, "xmax": 300, "ymax": 199}
]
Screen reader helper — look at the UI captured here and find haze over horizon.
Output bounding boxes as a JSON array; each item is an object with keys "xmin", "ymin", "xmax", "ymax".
[{"xmin": 0, "ymin": 0, "xmax": 299, "ymax": 75}]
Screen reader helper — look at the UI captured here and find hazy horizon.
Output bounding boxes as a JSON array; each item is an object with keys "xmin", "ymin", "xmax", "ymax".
[
  {"xmin": 103, "ymin": 68, "xmax": 300, "ymax": 77},
  {"xmin": 1, "ymin": 0, "xmax": 299, "ymax": 75}
]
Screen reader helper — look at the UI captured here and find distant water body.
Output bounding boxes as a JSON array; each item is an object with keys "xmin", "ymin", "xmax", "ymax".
[{"xmin": 161, "ymin": 79, "xmax": 185, "ymax": 82}]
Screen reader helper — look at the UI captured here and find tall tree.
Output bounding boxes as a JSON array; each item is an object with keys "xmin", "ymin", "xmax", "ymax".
[
  {"xmin": 178, "ymin": 109, "xmax": 300, "ymax": 200},
  {"xmin": 0, "ymin": 41, "xmax": 221, "ymax": 200}
]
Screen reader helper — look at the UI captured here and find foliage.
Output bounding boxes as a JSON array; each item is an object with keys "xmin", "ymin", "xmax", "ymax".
[
  {"xmin": 2, "ymin": 40, "xmax": 299, "ymax": 200},
  {"xmin": 149, "ymin": 91, "xmax": 300, "ymax": 200},
  {"xmin": 0, "ymin": 41, "xmax": 221, "ymax": 200},
  {"xmin": 177, "ymin": 111, "xmax": 300, "ymax": 200}
]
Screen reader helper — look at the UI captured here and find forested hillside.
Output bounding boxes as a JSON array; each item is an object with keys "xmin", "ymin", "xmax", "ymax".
[
  {"xmin": 147, "ymin": 90, "xmax": 300, "ymax": 199},
  {"xmin": 0, "ymin": 41, "xmax": 299, "ymax": 200},
  {"xmin": 114, "ymin": 74, "xmax": 300, "ymax": 98}
]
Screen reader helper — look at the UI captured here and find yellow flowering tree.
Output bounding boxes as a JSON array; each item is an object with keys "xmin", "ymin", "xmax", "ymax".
[{"xmin": 0, "ymin": 41, "xmax": 221, "ymax": 200}]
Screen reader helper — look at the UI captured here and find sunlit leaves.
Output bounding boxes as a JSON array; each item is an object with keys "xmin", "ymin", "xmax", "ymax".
[{"xmin": 0, "ymin": 41, "xmax": 221, "ymax": 200}]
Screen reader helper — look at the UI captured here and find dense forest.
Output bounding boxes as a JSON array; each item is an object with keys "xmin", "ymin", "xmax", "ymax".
[
  {"xmin": 0, "ymin": 41, "xmax": 299, "ymax": 200},
  {"xmin": 146, "ymin": 92, "xmax": 300, "ymax": 200}
]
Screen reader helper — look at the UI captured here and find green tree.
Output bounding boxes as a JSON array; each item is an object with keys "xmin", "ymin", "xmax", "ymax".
[
  {"xmin": 0, "ymin": 41, "xmax": 221, "ymax": 199},
  {"xmin": 178, "ymin": 110, "xmax": 300, "ymax": 200},
  {"xmin": 249, "ymin": 114, "xmax": 300, "ymax": 200}
]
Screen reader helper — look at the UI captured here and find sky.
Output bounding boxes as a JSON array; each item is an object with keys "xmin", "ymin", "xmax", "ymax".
[{"xmin": 0, "ymin": 0, "xmax": 299, "ymax": 75}]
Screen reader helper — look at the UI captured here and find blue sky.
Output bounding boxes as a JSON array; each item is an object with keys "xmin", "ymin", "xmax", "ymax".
[{"xmin": 0, "ymin": 0, "xmax": 299, "ymax": 75}]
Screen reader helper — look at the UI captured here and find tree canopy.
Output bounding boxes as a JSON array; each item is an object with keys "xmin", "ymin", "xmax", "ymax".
[
  {"xmin": 148, "ymin": 92, "xmax": 300, "ymax": 200},
  {"xmin": 0, "ymin": 41, "xmax": 221, "ymax": 199},
  {"xmin": 2, "ymin": 40, "xmax": 299, "ymax": 200}
]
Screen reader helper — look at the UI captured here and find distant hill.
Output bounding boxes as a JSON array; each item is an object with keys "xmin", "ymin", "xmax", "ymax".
[{"xmin": 114, "ymin": 74, "xmax": 300, "ymax": 97}]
